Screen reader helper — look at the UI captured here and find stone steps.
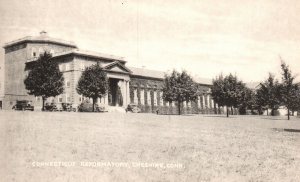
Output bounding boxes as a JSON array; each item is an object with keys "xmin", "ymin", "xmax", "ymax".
[{"xmin": 107, "ymin": 106, "xmax": 126, "ymax": 113}]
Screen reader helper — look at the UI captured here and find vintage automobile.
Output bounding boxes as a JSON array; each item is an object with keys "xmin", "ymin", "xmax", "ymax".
[
  {"xmin": 44, "ymin": 103, "xmax": 58, "ymax": 111},
  {"xmin": 12, "ymin": 100, "xmax": 34, "ymax": 111},
  {"xmin": 44, "ymin": 103, "xmax": 77, "ymax": 112},
  {"xmin": 77, "ymin": 102, "xmax": 107, "ymax": 112},
  {"xmin": 62, "ymin": 103, "xmax": 73, "ymax": 112},
  {"xmin": 125, "ymin": 103, "xmax": 141, "ymax": 113}
]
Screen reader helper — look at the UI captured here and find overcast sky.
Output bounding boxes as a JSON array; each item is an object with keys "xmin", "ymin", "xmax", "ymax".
[{"xmin": 0, "ymin": 0, "xmax": 300, "ymax": 83}]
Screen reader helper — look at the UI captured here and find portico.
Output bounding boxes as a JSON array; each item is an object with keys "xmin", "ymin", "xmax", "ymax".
[{"xmin": 103, "ymin": 63, "xmax": 131, "ymax": 108}]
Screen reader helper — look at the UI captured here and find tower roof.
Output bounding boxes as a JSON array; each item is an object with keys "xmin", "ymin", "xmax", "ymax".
[{"xmin": 3, "ymin": 31, "xmax": 77, "ymax": 48}]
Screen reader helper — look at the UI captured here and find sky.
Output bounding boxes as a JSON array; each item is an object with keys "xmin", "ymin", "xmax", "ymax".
[{"xmin": 0, "ymin": 0, "xmax": 300, "ymax": 84}]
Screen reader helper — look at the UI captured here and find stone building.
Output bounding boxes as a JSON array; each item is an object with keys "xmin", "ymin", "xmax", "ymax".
[{"xmin": 2, "ymin": 31, "xmax": 224, "ymax": 114}]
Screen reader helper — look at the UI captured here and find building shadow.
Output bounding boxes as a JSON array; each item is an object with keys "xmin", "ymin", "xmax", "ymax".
[
  {"xmin": 272, "ymin": 128, "xmax": 300, "ymax": 133},
  {"xmin": 261, "ymin": 117, "xmax": 287, "ymax": 121},
  {"xmin": 203, "ymin": 115, "xmax": 237, "ymax": 118}
]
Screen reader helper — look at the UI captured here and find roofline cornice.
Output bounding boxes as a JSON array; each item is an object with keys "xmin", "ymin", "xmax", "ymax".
[
  {"xmin": 53, "ymin": 51, "xmax": 126, "ymax": 63},
  {"xmin": 3, "ymin": 37, "xmax": 77, "ymax": 49}
]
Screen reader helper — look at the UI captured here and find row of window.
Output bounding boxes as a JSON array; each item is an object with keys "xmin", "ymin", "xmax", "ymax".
[
  {"xmin": 32, "ymin": 47, "xmax": 55, "ymax": 57},
  {"xmin": 59, "ymin": 64, "xmax": 71, "ymax": 71},
  {"xmin": 36, "ymin": 95, "xmax": 71, "ymax": 103},
  {"xmin": 59, "ymin": 62, "xmax": 88, "ymax": 72},
  {"xmin": 36, "ymin": 95, "xmax": 91, "ymax": 103}
]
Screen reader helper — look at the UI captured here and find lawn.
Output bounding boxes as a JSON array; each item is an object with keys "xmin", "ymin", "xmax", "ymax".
[{"xmin": 1, "ymin": 111, "xmax": 300, "ymax": 182}]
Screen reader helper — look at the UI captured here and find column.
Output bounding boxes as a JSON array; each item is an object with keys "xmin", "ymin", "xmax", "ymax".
[
  {"xmin": 166, "ymin": 101, "xmax": 169, "ymax": 107},
  {"xmin": 198, "ymin": 96, "xmax": 201, "ymax": 109},
  {"xmin": 140, "ymin": 89, "xmax": 144, "ymax": 105},
  {"xmin": 153, "ymin": 91, "xmax": 157, "ymax": 106},
  {"xmin": 207, "ymin": 95, "xmax": 210, "ymax": 109},
  {"xmin": 147, "ymin": 90, "xmax": 151, "ymax": 105},
  {"xmin": 126, "ymin": 80, "xmax": 130, "ymax": 106},
  {"xmin": 202, "ymin": 95, "xmax": 205, "ymax": 108},
  {"xmin": 121, "ymin": 80, "xmax": 126, "ymax": 107},
  {"xmin": 160, "ymin": 91, "xmax": 163, "ymax": 106},
  {"xmin": 183, "ymin": 101, "xmax": 186, "ymax": 107},
  {"xmin": 187, "ymin": 101, "xmax": 191, "ymax": 107},
  {"xmin": 134, "ymin": 88, "xmax": 138, "ymax": 104},
  {"xmin": 211, "ymin": 99, "xmax": 215, "ymax": 113},
  {"xmin": 105, "ymin": 93, "xmax": 108, "ymax": 105}
]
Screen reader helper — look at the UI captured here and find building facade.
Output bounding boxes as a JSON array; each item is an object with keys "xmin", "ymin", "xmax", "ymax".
[{"xmin": 2, "ymin": 32, "xmax": 230, "ymax": 114}]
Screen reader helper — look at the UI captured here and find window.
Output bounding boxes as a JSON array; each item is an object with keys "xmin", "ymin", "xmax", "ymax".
[
  {"xmin": 65, "ymin": 63, "xmax": 69, "ymax": 71},
  {"xmin": 32, "ymin": 48, "xmax": 37, "ymax": 57},
  {"xmin": 39, "ymin": 47, "xmax": 44, "ymax": 55},
  {"xmin": 36, "ymin": 97, "xmax": 41, "ymax": 101},
  {"xmin": 80, "ymin": 62, "xmax": 85, "ymax": 70},
  {"xmin": 59, "ymin": 64, "xmax": 66, "ymax": 72},
  {"xmin": 66, "ymin": 81, "xmax": 70, "ymax": 87},
  {"xmin": 67, "ymin": 97, "xmax": 71, "ymax": 102},
  {"xmin": 58, "ymin": 97, "xmax": 63, "ymax": 103}
]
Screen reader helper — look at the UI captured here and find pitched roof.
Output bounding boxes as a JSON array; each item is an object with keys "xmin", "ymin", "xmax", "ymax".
[
  {"xmin": 129, "ymin": 66, "xmax": 213, "ymax": 85},
  {"xmin": 128, "ymin": 67, "xmax": 165, "ymax": 79},
  {"xmin": 3, "ymin": 34, "xmax": 77, "ymax": 48},
  {"xmin": 103, "ymin": 61, "xmax": 132, "ymax": 73},
  {"xmin": 53, "ymin": 49, "xmax": 126, "ymax": 63}
]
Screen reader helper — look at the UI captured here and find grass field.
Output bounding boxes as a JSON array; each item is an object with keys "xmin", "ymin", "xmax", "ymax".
[{"xmin": 1, "ymin": 111, "xmax": 300, "ymax": 182}]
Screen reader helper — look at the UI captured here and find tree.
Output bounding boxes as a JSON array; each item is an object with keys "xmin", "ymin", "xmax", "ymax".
[
  {"xmin": 255, "ymin": 85, "xmax": 269, "ymax": 115},
  {"xmin": 162, "ymin": 70, "xmax": 198, "ymax": 115},
  {"xmin": 24, "ymin": 52, "xmax": 64, "ymax": 111},
  {"xmin": 280, "ymin": 61, "xmax": 300, "ymax": 120},
  {"xmin": 287, "ymin": 85, "xmax": 300, "ymax": 116},
  {"xmin": 211, "ymin": 74, "xmax": 226, "ymax": 108},
  {"xmin": 256, "ymin": 73, "xmax": 281, "ymax": 116},
  {"xmin": 237, "ymin": 86, "xmax": 255, "ymax": 115},
  {"xmin": 211, "ymin": 74, "xmax": 244, "ymax": 117},
  {"xmin": 77, "ymin": 64, "xmax": 108, "ymax": 112}
]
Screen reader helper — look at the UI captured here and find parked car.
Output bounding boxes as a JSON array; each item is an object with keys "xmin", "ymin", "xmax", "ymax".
[
  {"xmin": 55, "ymin": 103, "xmax": 64, "ymax": 111},
  {"xmin": 44, "ymin": 103, "xmax": 57, "ymax": 111},
  {"xmin": 12, "ymin": 100, "xmax": 34, "ymax": 111},
  {"xmin": 62, "ymin": 103, "xmax": 72, "ymax": 112},
  {"xmin": 78, "ymin": 102, "xmax": 98, "ymax": 112},
  {"xmin": 71, "ymin": 104, "xmax": 78, "ymax": 112},
  {"xmin": 125, "ymin": 103, "xmax": 141, "ymax": 113}
]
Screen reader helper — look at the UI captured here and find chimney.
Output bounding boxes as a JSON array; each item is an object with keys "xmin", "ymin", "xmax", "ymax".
[{"xmin": 40, "ymin": 30, "xmax": 47, "ymax": 36}]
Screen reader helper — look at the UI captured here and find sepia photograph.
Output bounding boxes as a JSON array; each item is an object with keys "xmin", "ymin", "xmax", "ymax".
[{"xmin": 0, "ymin": 0, "xmax": 300, "ymax": 181}]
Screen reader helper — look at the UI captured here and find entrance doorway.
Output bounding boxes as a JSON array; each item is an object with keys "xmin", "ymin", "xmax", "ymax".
[{"xmin": 108, "ymin": 78, "xmax": 123, "ymax": 106}]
